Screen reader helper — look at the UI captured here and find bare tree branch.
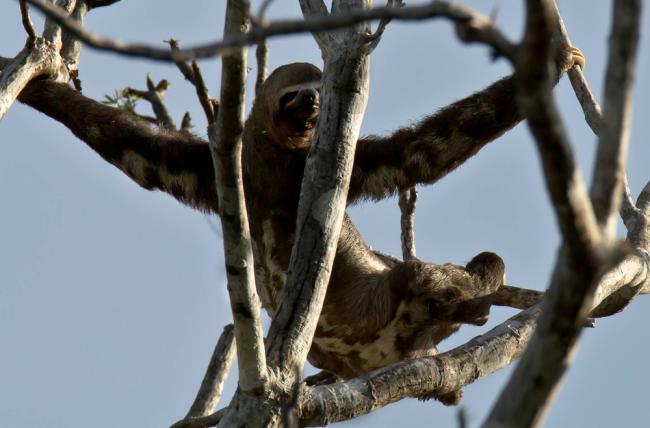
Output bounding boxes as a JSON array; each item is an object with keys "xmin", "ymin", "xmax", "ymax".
[
  {"xmin": 264, "ymin": 0, "xmax": 372, "ymax": 376},
  {"xmin": 170, "ymin": 408, "xmax": 227, "ymax": 428},
  {"xmin": 124, "ymin": 74, "xmax": 175, "ymax": 128},
  {"xmin": 192, "ymin": 61, "xmax": 217, "ymax": 124},
  {"xmin": 398, "ymin": 187, "xmax": 417, "ymax": 260},
  {"xmin": 620, "ymin": 174, "xmax": 641, "ymax": 228},
  {"xmin": 254, "ymin": 41, "xmax": 268, "ymax": 94},
  {"xmin": 167, "ymin": 39, "xmax": 197, "ymax": 83},
  {"xmin": 590, "ymin": 0, "xmax": 641, "ymax": 241},
  {"xmin": 207, "ymin": 0, "xmax": 267, "ymax": 394},
  {"xmin": 483, "ymin": 0, "xmax": 618, "ymax": 426},
  {"xmin": 299, "ymin": 0, "xmax": 328, "ymax": 17},
  {"xmin": 61, "ymin": 0, "xmax": 90, "ymax": 69},
  {"xmin": 297, "ymin": 0, "xmax": 331, "ymax": 49},
  {"xmin": 43, "ymin": 0, "xmax": 77, "ymax": 49},
  {"xmin": 180, "ymin": 112, "xmax": 193, "ymax": 133},
  {"xmin": 167, "ymin": 39, "xmax": 217, "ymax": 124},
  {"xmin": 364, "ymin": 0, "xmax": 405, "ymax": 52},
  {"xmin": 0, "ymin": 39, "xmax": 66, "ymax": 120},
  {"xmin": 19, "ymin": 0, "xmax": 37, "ymax": 43},
  {"xmin": 567, "ymin": 68, "xmax": 603, "ymax": 136},
  {"xmin": 185, "ymin": 324, "xmax": 236, "ymax": 418},
  {"xmin": 22, "ymin": 0, "xmax": 516, "ymax": 63}
]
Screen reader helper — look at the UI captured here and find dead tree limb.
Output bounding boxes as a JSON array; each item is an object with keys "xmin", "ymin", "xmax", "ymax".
[
  {"xmin": 398, "ymin": 187, "xmax": 417, "ymax": 260},
  {"xmin": 207, "ymin": 0, "xmax": 267, "ymax": 396},
  {"xmin": 590, "ymin": 0, "xmax": 641, "ymax": 241},
  {"xmin": 184, "ymin": 324, "xmax": 236, "ymax": 419},
  {"xmin": 124, "ymin": 75, "xmax": 175, "ymax": 128},
  {"xmin": 22, "ymin": 0, "xmax": 515, "ymax": 62}
]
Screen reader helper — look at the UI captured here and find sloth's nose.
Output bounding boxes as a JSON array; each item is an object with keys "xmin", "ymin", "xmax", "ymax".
[{"xmin": 298, "ymin": 88, "xmax": 319, "ymax": 105}]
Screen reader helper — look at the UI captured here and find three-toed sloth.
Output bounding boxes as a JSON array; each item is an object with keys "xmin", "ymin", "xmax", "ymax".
[{"xmin": 19, "ymin": 45, "xmax": 583, "ymax": 404}]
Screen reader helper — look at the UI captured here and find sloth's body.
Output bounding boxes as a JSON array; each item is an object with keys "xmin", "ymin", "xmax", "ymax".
[
  {"xmin": 18, "ymin": 47, "xmax": 581, "ymax": 403},
  {"xmin": 242, "ymin": 63, "xmax": 506, "ymax": 381}
]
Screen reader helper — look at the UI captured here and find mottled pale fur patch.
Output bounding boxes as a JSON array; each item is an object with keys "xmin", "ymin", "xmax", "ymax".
[
  {"xmin": 254, "ymin": 218, "xmax": 287, "ymax": 313},
  {"xmin": 313, "ymin": 300, "xmax": 438, "ymax": 372},
  {"xmin": 121, "ymin": 150, "xmax": 198, "ymax": 197}
]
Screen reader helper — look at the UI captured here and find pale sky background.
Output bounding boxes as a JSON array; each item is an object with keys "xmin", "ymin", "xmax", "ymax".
[{"xmin": 1, "ymin": 1, "xmax": 649, "ymax": 427}]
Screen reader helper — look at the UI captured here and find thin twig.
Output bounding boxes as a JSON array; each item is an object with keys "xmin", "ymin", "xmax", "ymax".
[
  {"xmin": 181, "ymin": 112, "xmax": 194, "ymax": 133},
  {"xmin": 124, "ymin": 74, "xmax": 175, "ymax": 128},
  {"xmin": 19, "ymin": 0, "xmax": 37, "ymax": 43},
  {"xmin": 567, "ymin": 67, "xmax": 603, "ymax": 135},
  {"xmin": 191, "ymin": 61, "xmax": 216, "ymax": 124},
  {"xmin": 170, "ymin": 407, "xmax": 227, "ymax": 428},
  {"xmin": 258, "ymin": 0, "xmax": 275, "ymax": 18},
  {"xmin": 167, "ymin": 40, "xmax": 217, "ymax": 124},
  {"xmin": 23, "ymin": 0, "xmax": 516, "ymax": 62},
  {"xmin": 185, "ymin": 325, "xmax": 236, "ymax": 418},
  {"xmin": 167, "ymin": 39, "xmax": 197, "ymax": 84},
  {"xmin": 620, "ymin": 174, "xmax": 641, "ymax": 228},
  {"xmin": 364, "ymin": 0, "xmax": 405, "ymax": 52},
  {"xmin": 254, "ymin": 40, "xmax": 268, "ymax": 94},
  {"xmin": 398, "ymin": 187, "xmax": 417, "ymax": 260}
]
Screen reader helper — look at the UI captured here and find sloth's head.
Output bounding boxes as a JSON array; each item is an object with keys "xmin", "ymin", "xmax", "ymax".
[
  {"xmin": 254, "ymin": 62, "xmax": 322, "ymax": 149},
  {"xmin": 423, "ymin": 252, "xmax": 506, "ymax": 327}
]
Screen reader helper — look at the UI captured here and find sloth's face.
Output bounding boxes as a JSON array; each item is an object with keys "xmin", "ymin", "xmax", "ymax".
[
  {"xmin": 254, "ymin": 62, "xmax": 323, "ymax": 149},
  {"xmin": 277, "ymin": 81, "xmax": 321, "ymax": 138}
]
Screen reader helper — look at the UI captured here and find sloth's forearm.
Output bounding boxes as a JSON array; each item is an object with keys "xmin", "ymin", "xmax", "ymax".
[
  {"xmin": 19, "ymin": 79, "xmax": 219, "ymax": 213},
  {"xmin": 349, "ymin": 75, "xmax": 520, "ymax": 202},
  {"xmin": 349, "ymin": 45, "xmax": 582, "ymax": 203}
]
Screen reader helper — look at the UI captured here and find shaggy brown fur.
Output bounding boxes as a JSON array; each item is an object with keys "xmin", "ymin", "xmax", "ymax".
[{"xmin": 18, "ymin": 48, "xmax": 581, "ymax": 404}]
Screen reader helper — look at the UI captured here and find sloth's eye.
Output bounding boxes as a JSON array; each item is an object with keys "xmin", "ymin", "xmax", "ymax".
[{"xmin": 280, "ymin": 91, "xmax": 298, "ymax": 106}]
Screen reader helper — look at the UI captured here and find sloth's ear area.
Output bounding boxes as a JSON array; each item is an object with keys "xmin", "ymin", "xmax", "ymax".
[{"xmin": 466, "ymin": 252, "xmax": 506, "ymax": 293}]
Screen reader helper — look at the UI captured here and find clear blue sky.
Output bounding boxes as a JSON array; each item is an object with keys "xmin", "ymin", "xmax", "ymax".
[{"xmin": 1, "ymin": 1, "xmax": 649, "ymax": 427}]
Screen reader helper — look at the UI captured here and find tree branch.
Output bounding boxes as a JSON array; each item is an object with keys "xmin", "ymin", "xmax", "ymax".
[
  {"xmin": 363, "ymin": 0, "xmax": 405, "ymax": 52},
  {"xmin": 483, "ymin": 1, "xmax": 619, "ymax": 426},
  {"xmin": 22, "ymin": 0, "xmax": 516, "ymax": 62},
  {"xmin": 620, "ymin": 174, "xmax": 641, "ymax": 228},
  {"xmin": 43, "ymin": 0, "xmax": 77, "ymax": 49},
  {"xmin": 398, "ymin": 187, "xmax": 417, "ymax": 261},
  {"xmin": 124, "ymin": 74, "xmax": 175, "ymax": 128},
  {"xmin": 254, "ymin": 40, "xmax": 268, "ymax": 94},
  {"xmin": 61, "ymin": 0, "xmax": 91, "ymax": 70},
  {"xmin": 589, "ymin": 0, "xmax": 641, "ymax": 241},
  {"xmin": 208, "ymin": 0, "xmax": 267, "ymax": 394},
  {"xmin": 184, "ymin": 325, "xmax": 236, "ymax": 418},
  {"xmin": 170, "ymin": 408, "xmax": 227, "ymax": 428},
  {"xmin": 0, "ymin": 39, "xmax": 66, "ymax": 120},
  {"xmin": 567, "ymin": 67, "xmax": 603, "ymax": 135},
  {"xmin": 297, "ymin": 0, "xmax": 331, "ymax": 49},
  {"xmin": 19, "ymin": 0, "xmax": 37, "ymax": 43},
  {"xmin": 264, "ymin": 0, "xmax": 372, "ymax": 376}
]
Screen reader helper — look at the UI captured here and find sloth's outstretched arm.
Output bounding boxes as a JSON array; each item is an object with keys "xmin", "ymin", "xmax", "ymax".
[
  {"xmin": 348, "ymin": 75, "xmax": 519, "ymax": 203},
  {"xmin": 19, "ymin": 80, "xmax": 219, "ymax": 213},
  {"xmin": 348, "ymin": 47, "xmax": 583, "ymax": 203}
]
